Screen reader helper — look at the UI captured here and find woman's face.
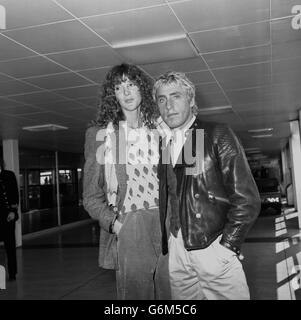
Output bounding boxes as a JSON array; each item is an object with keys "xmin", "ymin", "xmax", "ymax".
[{"xmin": 114, "ymin": 76, "xmax": 142, "ymax": 114}]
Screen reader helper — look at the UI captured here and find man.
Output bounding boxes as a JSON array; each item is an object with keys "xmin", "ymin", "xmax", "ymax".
[
  {"xmin": 0, "ymin": 157, "xmax": 19, "ymax": 281},
  {"xmin": 153, "ymin": 71, "xmax": 261, "ymax": 300}
]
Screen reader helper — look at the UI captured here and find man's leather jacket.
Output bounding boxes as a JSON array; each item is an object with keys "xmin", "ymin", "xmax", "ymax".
[{"xmin": 158, "ymin": 117, "xmax": 261, "ymax": 255}]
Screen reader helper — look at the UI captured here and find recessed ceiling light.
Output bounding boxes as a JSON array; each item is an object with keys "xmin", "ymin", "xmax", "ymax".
[
  {"xmin": 112, "ymin": 34, "xmax": 186, "ymax": 49},
  {"xmin": 251, "ymin": 134, "xmax": 273, "ymax": 138},
  {"xmin": 246, "ymin": 150, "xmax": 262, "ymax": 154},
  {"xmin": 113, "ymin": 34, "xmax": 197, "ymax": 64},
  {"xmin": 198, "ymin": 105, "xmax": 232, "ymax": 115},
  {"xmin": 0, "ymin": 5, "xmax": 6, "ymax": 30},
  {"xmin": 248, "ymin": 128, "xmax": 273, "ymax": 133},
  {"xmin": 22, "ymin": 124, "xmax": 68, "ymax": 132},
  {"xmin": 252, "ymin": 154, "xmax": 268, "ymax": 159},
  {"xmin": 244, "ymin": 147, "xmax": 261, "ymax": 151}
]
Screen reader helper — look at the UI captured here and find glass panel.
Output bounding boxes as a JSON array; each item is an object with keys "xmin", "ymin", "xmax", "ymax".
[
  {"xmin": 59, "ymin": 169, "xmax": 73, "ymax": 183},
  {"xmin": 28, "ymin": 170, "xmax": 40, "ymax": 185},
  {"xmin": 59, "ymin": 166, "xmax": 89, "ymax": 225},
  {"xmin": 19, "ymin": 148, "xmax": 88, "ymax": 233},
  {"xmin": 28, "ymin": 185, "xmax": 40, "ymax": 210},
  {"xmin": 40, "ymin": 171, "xmax": 53, "ymax": 185},
  {"xmin": 77, "ymin": 168, "xmax": 83, "ymax": 206},
  {"xmin": 19, "ymin": 172, "xmax": 24, "ymax": 187}
]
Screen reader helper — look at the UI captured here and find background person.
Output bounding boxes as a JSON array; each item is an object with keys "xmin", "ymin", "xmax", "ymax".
[{"xmin": 0, "ymin": 156, "xmax": 19, "ymax": 281}]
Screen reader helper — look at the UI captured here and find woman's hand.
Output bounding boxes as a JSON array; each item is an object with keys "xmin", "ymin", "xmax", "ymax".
[
  {"xmin": 7, "ymin": 212, "xmax": 15, "ymax": 222},
  {"xmin": 113, "ymin": 219, "xmax": 123, "ymax": 235}
]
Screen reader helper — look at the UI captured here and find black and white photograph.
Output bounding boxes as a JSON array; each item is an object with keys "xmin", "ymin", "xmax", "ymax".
[{"xmin": 0, "ymin": 0, "xmax": 301, "ymax": 303}]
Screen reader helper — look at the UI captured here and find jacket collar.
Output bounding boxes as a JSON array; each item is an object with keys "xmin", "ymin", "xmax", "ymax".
[
  {"xmin": 114, "ymin": 125, "xmax": 127, "ymax": 208},
  {"xmin": 173, "ymin": 117, "xmax": 199, "ymax": 169}
]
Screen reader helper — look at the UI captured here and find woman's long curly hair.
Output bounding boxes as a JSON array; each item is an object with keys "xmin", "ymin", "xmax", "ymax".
[{"xmin": 91, "ymin": 63, "xmax": 159, "ymax": 129}]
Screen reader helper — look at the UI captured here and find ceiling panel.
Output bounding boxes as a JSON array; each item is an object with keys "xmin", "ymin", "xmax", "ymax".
[
  {"xmin": 20, "ymin": 111, "xmax": 86, "ymax": 125},
  {"xmin": 0, "ymin": 0, "xmax": 299, "ymax": 154},
  {"xmin": 272, "ymin": 69, "xmax": 299, "ymax": 85},
  {"xmin": 0, "ymin": 115, "xmax": 39, "ymax": 137},
  {"xmin": 78, "ymin": 67, "xmax": 111, "ymax": 84},
  {"xmin": 0, "ymin": 97, "xmax": 27, "ymax": 108},
  {"xmin": 271, "ymin": 83, "xmax": 301, "ymax": 104},
  {"xmin": 0, "ymin": 105, "xmax": 43, "ymax": 115},
  {"xmin": 241, "ymin": 112, "xmax": 298, "ymax": 125},
  {"xmin": 47, "ymin": 46, "xmax": 122, "ymax": 71},
  {"xmin": 170, "ymin": 0, "xmax": 270, "ymax": 32},
  {"xmin": 186, "ymin": 70, "xmax": 215, "ymax": 84},
  {"xmin": 233, "ymin": 101, "xmax": 275, "ymax": 113},
  {"xmin": 0, "ymin": 56, "xmax": 67, "ymax": 78},
  {"xmin": 271, "ymin": 0, "xmax": 300, "ymax": 19},
  {"xmin": 0, "ymin": 80, "xmax": 41, "ymax": 96},
  {"xmin": 272, "ymin": 17, "xmax": 301, "ymax": 44},
  {"xmin": 56, "ymin": 107, "xmax": 96, "ymax": 122},
  {"xmin": 227, "ymin": 86, "xmax": 274, "ymax": 105},
  {"xmin": 37, "ymin": 100, "xmax": 88, "ymax": 112},
  {"xmin": 195, "ymin": 82, "xmax": 221, "ymax": 94},
  {"xmin": 272, "ymin": 56, "xmax": 301, "ymax": 73},
  {"xmin": 5, "ymin": 20, "xmax": 107, "ymax": 54},
  {"xmin": 54, "ymin": 85, "xmax": 99, "ymax": 99},
  {"xmin": 243, "ymin": 138, "xmax": 283, "ymax": 152},
  {"xmin": 56, "ymin": 0, "xmax": 165, "ymax": 17},
  {"xmin": 0, "ymin": 72, "xmax": 13, "ymax": 82},
  {"xmin": 115, "ymin": 37, "xmax": 197, "ymax": 64},
  {"xmin": 203, "ymin": 44, "xmax": 271, "ymax": 69},
  {"xmin": 141, "ymin": 57, "xmax": 207, "ymax": 76},
  {"xmin": 233, "ymin": 124, "xmax": 289, "ymax": 151},
  {"xmin": 76, "ymin": 97, "xmax": 98, "ymax": 108},
  {"xmin": 0, "ymin": 34, "xmax": 35, "ymax": 61},
  {"xmin": 197, "ymin": 112, "xmax": 243, "ymax": 128},
  {"xmin": 213, "ymin": 62, "xmax": 271, "ymax": 90},
  {"xmin": 241, "ymin": 115, "xmax": 271, "ymax": 128},
  {"xmin": 236, "ymin": 102, "xmax": 298, "ymax": 118},
  {"xmin": 82, "ymin": 5, "xmax": 184, "ymax": 46},
  {"xmin": 9, "ymin": 91, "xmax": 68, "ymax": 105},
  {"xmin": 190, "ymin": 22, "xmax": 270, "ymax": 53},
  {"xmin": 0, "ymin": 0, "xmax": 73, "ymax": 30},
  {"xmin": 195, "ymin": 90, "xmax": 229, "ymax": 108},
  {"xmin": 272, "ymin": 40, "xmax": 301, "ymax": 60},
  {"xmin": 24, "ymin": 72, "xmax": 92, "ymax": 90},
  {"xmin": 268, "ymin": 123, "xmax": 290, "ymax": 138}
]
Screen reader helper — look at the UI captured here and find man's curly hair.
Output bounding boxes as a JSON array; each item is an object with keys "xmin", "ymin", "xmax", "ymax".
[{"xmin": 92, "ymin": 63, "xmax": 159, "ymax": 129}]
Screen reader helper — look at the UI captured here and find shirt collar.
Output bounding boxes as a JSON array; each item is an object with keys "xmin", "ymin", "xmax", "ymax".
[
  {"xmin": 171, "ymin": 115, "xmax": 196, "ymax": 137},
  {"xmin": 169, "ymin": 115, "xmax": 196, "ymax": 144},
  {"xmin": 159, "ymin": 115, "xmax": 196, "ymax": 145}
]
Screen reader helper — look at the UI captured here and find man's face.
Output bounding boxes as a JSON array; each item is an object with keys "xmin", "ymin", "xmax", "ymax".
[
  {"xmin": 114, "ymin": 76, "xmax": 142, "ymax": 113},
  {"xmin": 156, "ymin": 82, "xmax": 193, "ymax": 129}
]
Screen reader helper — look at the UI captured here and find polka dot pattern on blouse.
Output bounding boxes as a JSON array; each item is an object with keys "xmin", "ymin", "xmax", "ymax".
[{"xmin": 121, "ymin": 127, "xmax": 159, "ymax": 214}]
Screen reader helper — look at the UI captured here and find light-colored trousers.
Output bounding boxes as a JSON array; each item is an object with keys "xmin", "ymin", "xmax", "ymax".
[{"xmin": 168, "ymin": 229, "xmax": 250, "ymax": 300}]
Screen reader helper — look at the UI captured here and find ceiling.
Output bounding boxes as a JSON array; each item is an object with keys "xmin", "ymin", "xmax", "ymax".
[{"xmin": 0, "ymin": 0, "xmax": 300, "ymax": 158}]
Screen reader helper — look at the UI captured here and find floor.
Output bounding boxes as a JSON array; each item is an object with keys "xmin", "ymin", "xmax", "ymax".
[{"xmin": 1, "ymin": 207, "xmax": 301, "ymax": 300}]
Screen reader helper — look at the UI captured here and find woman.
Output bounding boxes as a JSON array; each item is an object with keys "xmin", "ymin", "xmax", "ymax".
[{"xmin": 83, "ymin": 63, "xmax": 169, "ymax": 299}]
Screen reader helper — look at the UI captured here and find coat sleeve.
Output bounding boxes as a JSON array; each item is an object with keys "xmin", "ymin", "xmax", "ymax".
[
  {"xmin": 7, "ymin": 170, "xmax": 20, "ymax": 221},
  {"xmin": 8, "ymin": 171, "xmax": 19, "ymax": 206},
  {"xmin": 215, "ymin": 125, "xmax": 261, "ymax": 254},
  {"xmin": 82, "ymin": 126, "xmax": 116, "ymax": 233}
]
